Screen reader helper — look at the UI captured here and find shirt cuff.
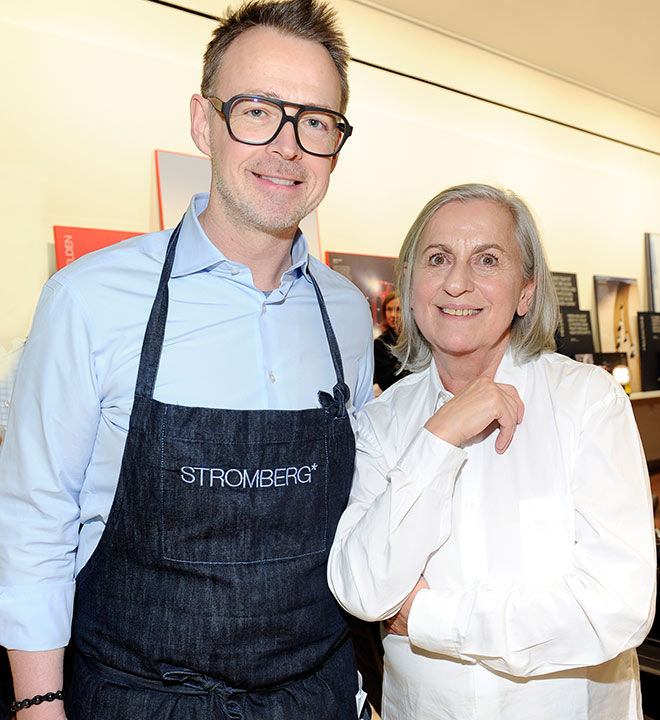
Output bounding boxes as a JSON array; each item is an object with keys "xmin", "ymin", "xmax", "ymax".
[
  {"xmin": 408, "ymin": 586, "xmax": 476, "ymax": 661},
  {"xmin": 0, "ymin": 582, "xmax": 75, "ymax": 650}
]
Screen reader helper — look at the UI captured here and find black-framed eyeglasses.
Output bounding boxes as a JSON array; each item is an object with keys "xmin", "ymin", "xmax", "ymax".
[{"xmin": 206, "ymin": 94, "xmax": 353, "ymax": 158}]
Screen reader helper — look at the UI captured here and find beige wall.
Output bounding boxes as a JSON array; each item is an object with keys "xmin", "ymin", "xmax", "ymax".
[{"xmin": 2, "ymin": 0, "xmax": 660, "ymax": 349}]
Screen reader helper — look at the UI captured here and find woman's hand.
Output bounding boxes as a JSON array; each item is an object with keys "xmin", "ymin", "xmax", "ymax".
[
  {"xmin": 383, "ymin": 576, "xmax": 430, "ymax": 637},
  {"xmin": 425, "ymin": 376, "xmax": 524, "ymax": 454}
]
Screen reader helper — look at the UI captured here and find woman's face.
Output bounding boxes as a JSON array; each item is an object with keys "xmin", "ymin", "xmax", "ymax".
[
  {"xmin": 384, "ymin": 297, "xmax": 401, "ymax": 333},
  {"xmin": 410, "ymin": 199, "xmax": 535, "ymax": 368}
]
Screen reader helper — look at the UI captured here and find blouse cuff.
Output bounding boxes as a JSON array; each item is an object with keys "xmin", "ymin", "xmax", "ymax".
[{"xmin": 408, "ymin": 586, "xmax": 476, "ymax": 661}]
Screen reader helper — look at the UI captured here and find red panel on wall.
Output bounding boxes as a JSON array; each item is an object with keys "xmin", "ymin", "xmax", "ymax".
[{"xmin": 53, "ymin": 227, "xmax": 139, "ymax": 270}]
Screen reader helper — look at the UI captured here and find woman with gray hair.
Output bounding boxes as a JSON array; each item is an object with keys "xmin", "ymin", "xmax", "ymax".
[{"xmin": 328, "ymin": 183, "xmax": 656, "ymax": 719}]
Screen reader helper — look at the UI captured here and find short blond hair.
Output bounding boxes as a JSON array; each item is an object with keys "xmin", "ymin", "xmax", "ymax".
[{"xmin": 202, "ymin": 0, "xmax": 350, "ymax": 113}]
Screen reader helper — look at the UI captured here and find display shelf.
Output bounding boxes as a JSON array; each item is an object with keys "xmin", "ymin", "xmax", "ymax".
[{"xmin": 630, "ymin": 390, "xmax": 660, "ymax": 402}]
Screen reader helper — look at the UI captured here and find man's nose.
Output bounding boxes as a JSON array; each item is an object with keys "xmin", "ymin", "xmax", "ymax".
[{"xmin": 267, "ymin": 116, "xmax": 303, "ymax": 160}]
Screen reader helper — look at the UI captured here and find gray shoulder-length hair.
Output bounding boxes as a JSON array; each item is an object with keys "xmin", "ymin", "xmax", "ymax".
[{"xmin": 393, "ymin": 183, "xmax": 559, "ymax": 372}]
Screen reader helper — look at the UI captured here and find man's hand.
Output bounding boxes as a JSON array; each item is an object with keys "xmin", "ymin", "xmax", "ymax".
[
  {"xmin": 383, "ymin": 576, "xmax": 430, "ymax": 637},
  {"xmin": 424, "ymin": 376, "xmax": 524, "ymax": 454}
]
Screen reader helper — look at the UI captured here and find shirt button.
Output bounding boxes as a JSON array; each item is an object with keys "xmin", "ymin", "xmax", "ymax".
[
  {"xmin": 269, "ymin": 372, "xmax": 276, "ymax": 383},
  {"xmin": 230, "ymin": 266, "xmax": 240, "ymax": 275},
  {"xmin": 262, "ymin": 304, "xmax": 267, "ymax": 313}
]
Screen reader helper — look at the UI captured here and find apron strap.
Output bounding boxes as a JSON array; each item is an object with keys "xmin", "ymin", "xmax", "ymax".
[
  {"xmin": 134, "ymin": 218, "xmax": 183, "ymax": 399},
  {"xmin": 307, "ymin": 269, "xmax": 351, "ymax": 418}
]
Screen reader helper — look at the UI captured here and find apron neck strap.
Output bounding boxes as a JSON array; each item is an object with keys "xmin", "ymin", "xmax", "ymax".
[
  {"xmin": 134, "ymin": 217, "xmax": 183, "ymax": 398},
  {"xmin": 306, "ymin": 269, "xmax": 351, "ymax": 417},
  {"xmin": 306, "ymin": 269, "xmax": 346, "ymax": 389}
]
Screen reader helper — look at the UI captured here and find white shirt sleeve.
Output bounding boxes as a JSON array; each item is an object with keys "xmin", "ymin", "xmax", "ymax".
[
  {"xmin": 407, "ymin": 378, "xmax": 656, "ymax": 677},
  {"xmin": 351, "ymin": 343, "xmax": 375, "ymax": 412},
  {"xmin": 328, "ymin": 408, "xmax": 466, "ymax": 621},
  {"xmin": 0, "ymin": 279, "xmax": 101, "ymax": 650}
]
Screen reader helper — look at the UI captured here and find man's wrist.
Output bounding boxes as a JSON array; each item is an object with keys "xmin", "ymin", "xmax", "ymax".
[{"xmin": 10, "ymin": 689, "xmax": 65, "ymax": 713}]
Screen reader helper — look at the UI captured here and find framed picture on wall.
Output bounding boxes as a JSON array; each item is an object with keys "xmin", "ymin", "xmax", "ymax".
[
  {"xmin": 645, "ymin": 233, "xmax": 660, "ymax": 312},
  {"xmin": 325, "ymin": 252, "xmax": 396, "ymax": 332},
  {"xmin": 593, "ymin": 275, "xmax": 641, "ymax": 392}
]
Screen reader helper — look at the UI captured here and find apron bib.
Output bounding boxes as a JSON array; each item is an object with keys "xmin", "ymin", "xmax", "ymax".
[{"xmin": 68, "ymin": 220, "xmax": 359, "ymax": 719}]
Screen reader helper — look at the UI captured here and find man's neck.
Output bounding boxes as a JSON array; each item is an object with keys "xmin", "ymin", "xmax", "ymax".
[{"xmin": 197, "ymin": 205, "xmax": 298, "ymax": 292}]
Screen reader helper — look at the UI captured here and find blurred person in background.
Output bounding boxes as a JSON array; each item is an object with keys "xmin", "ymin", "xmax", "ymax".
[{"xmin": 374, "ymin": 290, "xmax": 409, "ymax": 394}]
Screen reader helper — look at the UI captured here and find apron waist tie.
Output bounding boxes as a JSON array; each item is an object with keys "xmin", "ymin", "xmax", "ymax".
[
  {"xmin": 162, "ymin": 670, "xmax": 244, "ymax": 719},
  {"xmin": 80, "ymin": 655, "xmax": 245, "ymax": 719},
  {"xmin": 79, "ymin": 629, "xmax": 351, "ymax": 718}
]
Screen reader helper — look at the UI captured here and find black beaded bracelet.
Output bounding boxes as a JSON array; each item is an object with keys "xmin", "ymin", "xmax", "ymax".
[{"xmin": 10, "ymin": 689, "xmax": 65, "ymax": 713}]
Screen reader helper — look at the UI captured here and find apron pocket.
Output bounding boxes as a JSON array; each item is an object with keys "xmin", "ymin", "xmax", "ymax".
[{"xmin": 159, "ymin": 436, "xmax": 330, "ymax": 564}]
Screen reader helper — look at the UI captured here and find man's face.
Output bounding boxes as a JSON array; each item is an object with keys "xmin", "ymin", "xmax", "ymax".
[{"xmin": 195, "ymin": 26, "xmax": 343, "ymax": 237}]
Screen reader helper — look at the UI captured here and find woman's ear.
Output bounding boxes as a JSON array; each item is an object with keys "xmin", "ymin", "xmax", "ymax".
[{"xmin": 517, "ymin": 278, "xmax": 536, "ymax": 317}]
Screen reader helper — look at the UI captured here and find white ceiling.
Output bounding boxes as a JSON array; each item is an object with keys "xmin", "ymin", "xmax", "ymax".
[{"xmin": 353, "ymin": 0, "xmax": 660, "ymax": 117}]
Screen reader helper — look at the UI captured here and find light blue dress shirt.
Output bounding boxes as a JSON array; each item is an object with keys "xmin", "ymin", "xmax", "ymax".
[{"xmin": 0, "ymin": 194, "xmax": 374, "ymax": 651}]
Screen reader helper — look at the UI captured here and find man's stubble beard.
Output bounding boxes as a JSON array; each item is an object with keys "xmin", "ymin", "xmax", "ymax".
[{"xmin": 212, "ymin": 163, "xmax": 321, "ymax": 236}]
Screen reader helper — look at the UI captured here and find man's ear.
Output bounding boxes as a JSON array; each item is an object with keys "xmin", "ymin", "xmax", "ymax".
[{"xmin": 190, "ymin": 94, "xmax": 212, "ymax": 158}]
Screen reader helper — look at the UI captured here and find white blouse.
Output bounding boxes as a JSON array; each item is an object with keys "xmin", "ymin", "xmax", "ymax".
[{"xmin": 328, "ymin": 350, "xmax": 656, "ymax": 719}]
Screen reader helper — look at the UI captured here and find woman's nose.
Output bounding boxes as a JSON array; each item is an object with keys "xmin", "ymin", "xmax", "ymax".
[{"xmin": 443, "ymin": 262, "xmax": 474, "ymax": 296}]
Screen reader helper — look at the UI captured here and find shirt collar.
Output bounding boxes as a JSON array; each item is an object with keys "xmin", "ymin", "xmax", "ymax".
[
  {"xmin": 493, "ymin": 346, "xmax": 529, "ymax": 398},
  {"xmin": 285, "ymin": 228, "xmax": 312, "ymax": 284},
  {"xmin": 170, "ymin": 193, "xmax": 311, "ymax": 284},
  {"xmin": 428, "ymin": 346, "xmax": 529, "ymax": 412},
  {"xmin": 428, "ymin": 361, "xmax": 454, "ymax": 413}
]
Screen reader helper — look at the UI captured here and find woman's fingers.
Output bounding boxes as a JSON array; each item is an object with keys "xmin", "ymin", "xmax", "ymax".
[
  {"xmin": 425, "ymin": 377, "xmax": 524, "ymax": 453},
  {"xmin": 493, "ymin": 383, "xmax": 524, "ymax": 453}
]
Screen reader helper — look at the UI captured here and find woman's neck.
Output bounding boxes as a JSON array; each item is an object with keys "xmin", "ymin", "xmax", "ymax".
[{"xmin": 432, "ymin": 343, "xmax": 509, "ymax": 395}]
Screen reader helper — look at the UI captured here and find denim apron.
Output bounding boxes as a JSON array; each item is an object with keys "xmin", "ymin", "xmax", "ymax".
[{"xmin": 68, "ymin": 220, "xmax": 363, "ymax": 719}]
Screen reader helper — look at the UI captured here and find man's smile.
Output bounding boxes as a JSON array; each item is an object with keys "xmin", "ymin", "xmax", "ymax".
[{"xmin": 252, "ymin": 172, "xmax": 302, "ymax": 186}]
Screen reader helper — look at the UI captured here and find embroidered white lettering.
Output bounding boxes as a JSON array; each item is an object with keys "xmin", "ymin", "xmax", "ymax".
[
  {"xmin": 181, "ymin": 466, "xmax": 196, "ymax": 483},
  {"xmin": 224, "ymin": 469, "xmax": 243, "ymax": 488},
  {"xmin": 298, "ymin": 466, "xmax": 312, "ymax": 483},
  {"xmin": 274, "ymin": 467, "xmax": 286, "ymax": 487},
  {"xmin": 177, "ymin": 464, "xmax": 319, "ymax": 489},
  {"xmin": 244, "ymin": 468, "xmax": 259, "ymax": 489}
]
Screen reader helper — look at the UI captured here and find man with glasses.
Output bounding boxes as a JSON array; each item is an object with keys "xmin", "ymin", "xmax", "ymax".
[{"xmin": 0, "ymin": 1, "xmax": 373, "ymax": 718}]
